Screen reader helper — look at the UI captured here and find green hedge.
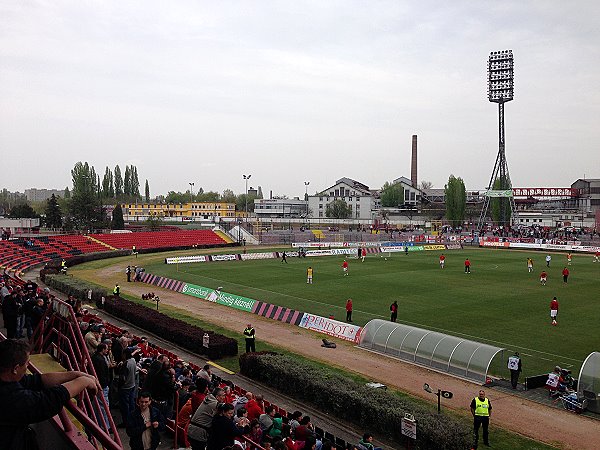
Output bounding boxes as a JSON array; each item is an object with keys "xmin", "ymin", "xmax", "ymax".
[
  {"xmin": 239, "ymin": 353, "xmax": 472, "ymax": 450},
  {"xmin": 46, "ymin": 274, "xmax": 238, "ymax": 360},
  {"xmin": 45, "ymin": 274, "xmax": 107, "ymax": 304}
]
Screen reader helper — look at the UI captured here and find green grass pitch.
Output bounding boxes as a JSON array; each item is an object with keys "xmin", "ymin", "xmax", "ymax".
[{"xmin": 143, "ymin": 247, "xmax": 600, "ymax": 378}]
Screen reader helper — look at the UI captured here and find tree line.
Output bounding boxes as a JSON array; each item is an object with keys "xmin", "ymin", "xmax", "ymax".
[
  {"xmin": 3, "ymin": 164, "xmax": 509, "ymax": 230},
  {"xmin": 3, "ymin": 161, "xmax": 266, "ymax": 231}
]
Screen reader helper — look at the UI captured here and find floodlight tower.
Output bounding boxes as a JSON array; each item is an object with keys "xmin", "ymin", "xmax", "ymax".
[{"xmin": 478, "ymin": 50, "xmax": 519, "ymax": 232}]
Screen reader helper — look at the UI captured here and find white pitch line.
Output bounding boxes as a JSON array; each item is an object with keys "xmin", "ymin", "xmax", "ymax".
[{"xmin": 174, "ymin": 267, "xmax": 583, "ymax": 363}]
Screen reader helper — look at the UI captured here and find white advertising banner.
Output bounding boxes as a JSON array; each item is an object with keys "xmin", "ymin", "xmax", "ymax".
[
  {"xmin": 544, "ymin": 244, "xmax": 571, "ymax": 251},
  {"xmin": 210, "ymin": 254, "xmax": 238, "ymax": 261},
  {"xmin": 380, "ymin": 246, "xmax": 406, "ymax": 253},
  {"xmin": 165, "ymin": 255, "xmax": 208, "ymax": 264},
  {"xmin": 306, "ymin": 249, "xmax": 334, "ymax": 257},
  {"xmin": 572, "ymin": 246, "xmax": 600, "ymax": 253},
  {"xmin": 292, "ymin": 242, "xmax": 342, "ymax": 248},
  {"xmin": 299, "ymin": 313, "xmax": 362, "ymax": 342},
  {"xmin": 509, "ymin": 242, "xmax": 539, "ymax": 249},
  {"xmin": 292, "ymin": 241, "xmax": 380, "ymax": 248},
  {"xmin": 331, "ymin": 248, "xmax": 357, "ymax": 256},
  {"xmin": 240, "ymin": 252, "xmax": 277, "ymax": 260}
]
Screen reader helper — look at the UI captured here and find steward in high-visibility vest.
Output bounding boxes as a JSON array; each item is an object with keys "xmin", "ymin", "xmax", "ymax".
[
  {"xmin": 473, "ymin": 397, "xmax": 490, "ymax": 416},
  {"xmin": 113, "ymin": 284, "xmax": 120, "ymax": 297},
  {"xmin": 470, "ymin": 390, "xmax": 492, "ymax": 448},
  {"xmin": 243, "ymin": 324, "xmax": 255, "ymax": 353}
]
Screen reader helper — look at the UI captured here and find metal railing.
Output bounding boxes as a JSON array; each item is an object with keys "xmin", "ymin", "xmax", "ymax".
[{"xmin": 29, "ymin": 298, "xmax": 123, "ymax": 450}]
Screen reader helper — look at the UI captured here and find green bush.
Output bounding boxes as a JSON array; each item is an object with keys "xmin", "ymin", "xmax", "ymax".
[
  {"xmin": 102, "ymin": 295, "xmax": 237, "ymax": 359},
  {"xmin": 45, "ymin": 274, "xmax": 107, "ymax": 304},
  {"xmin": 239, "ymin": 353, "xmax": 472, "ymax": 450},
  {"xmin": 45, "ymin": 274, "xmax": 238, "ymax": 360}
]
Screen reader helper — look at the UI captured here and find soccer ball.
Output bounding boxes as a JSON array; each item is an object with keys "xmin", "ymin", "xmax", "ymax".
[
  {"xmin": 552, "ymin": 320, "xmax": 557, "ymax": 326},
  {"xmin": 384, "ymin": 258, "xmax": 388, "ymax": 261}
]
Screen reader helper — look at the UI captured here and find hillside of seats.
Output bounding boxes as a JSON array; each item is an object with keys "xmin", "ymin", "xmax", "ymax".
[
  {"xmin": 89, "ymin": 229, "xmax": 228, "ymax": 250},
  {"xmin": 0, "ymin": 235, "xmax": 109, "ymax": 273},
  {"xmin": 0, "ymin": 230, "xmax": 229, "ymax": 274}
]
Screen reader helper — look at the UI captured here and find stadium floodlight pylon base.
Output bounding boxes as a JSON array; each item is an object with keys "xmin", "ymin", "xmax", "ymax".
[{"xmin": 478, "ymin": 101, "xmax": 519, "ymax": 232}]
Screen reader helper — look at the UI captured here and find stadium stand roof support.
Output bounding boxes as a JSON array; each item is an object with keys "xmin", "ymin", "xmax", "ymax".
[{"xmin": 359, "ymin": 319, "xmax": 505, "ymax": 384}]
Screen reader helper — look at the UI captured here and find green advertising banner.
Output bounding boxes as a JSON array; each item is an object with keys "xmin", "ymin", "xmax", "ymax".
[
  {"xmin": 180, "ymin": 283, "xmax": 212, "ymax": 299},
  {"xmin": 485, "ymin": 189, "xmax": 513, "ymax": 197},
  {"xmin": 215, "ymin": 291, "xmax": 256, "ymax": 312},
  {"xmin": 181, "ymin": 282, "xmax": 256, "ymax": 312}
]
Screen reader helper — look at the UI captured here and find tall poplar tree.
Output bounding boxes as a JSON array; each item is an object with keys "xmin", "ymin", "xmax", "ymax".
[
  {"xmin": 69, "ymin": 161, "xmax": 102, "ymax": 229},
  {"xmin": 102, "ymin": 166, "xmax": 114, "ymax": 198},
  {"xmin": 444, "ymin": 175, "xmax": 466, "ymax": 226},
  {"xmin": 131, "ymin": 166, "xmax": 140, "ymax": 198},
  {"xmin": 114, "ymin": 165, "xmax": 123, "ymax": 199},
  {"xmin": 123, "ymin": 165, "xmax": 131, "ymax": 197},
  {"xmin": 145, "ymin": 180, "xmax": 150, "ymax": 202}
]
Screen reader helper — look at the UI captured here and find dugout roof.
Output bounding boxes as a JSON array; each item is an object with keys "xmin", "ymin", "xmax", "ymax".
[
  {"xmin": 359, "ymin": 319, "xmax": 504, "ymax": 384},
  {"xmin": 578, "ymin": 352, "xmax": 600, "ymax": 413}
]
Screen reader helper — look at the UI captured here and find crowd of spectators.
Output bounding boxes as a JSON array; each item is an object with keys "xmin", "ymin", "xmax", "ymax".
[
  {"xmin": 1, "ymin": 278, "xmax": 55, "ymax": 339},
  {"xmin": 0, "ymin": 271, "xmax": 372, "ymax": 450},
  {"xmin": 476, "ymin": 224, "xmax": 598, "ymax": 242},
  {"xmin": 75, "ymin": 316, "xmax": 372, "ymax": 450}
]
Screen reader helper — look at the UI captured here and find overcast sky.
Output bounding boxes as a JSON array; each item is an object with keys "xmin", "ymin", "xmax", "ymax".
[{"xmin": 1, "ymin": 1, "xmax": 599, "ymax": 199}]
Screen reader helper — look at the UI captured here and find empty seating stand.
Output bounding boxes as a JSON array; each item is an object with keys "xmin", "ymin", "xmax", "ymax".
[
  {"xmin": 89, "ymin": 230, "xmax": 228, "ymax": 250},
  {"xmin": 1, "ymin": 230, "xmax": 230, "ymax": 277}
]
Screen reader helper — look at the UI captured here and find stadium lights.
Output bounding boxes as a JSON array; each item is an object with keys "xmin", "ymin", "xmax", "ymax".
[
  {"xmin": 189, "ymin": 182, "xmax": 194, "ymax": 203},
  {"xmin": 243, "ymin": 174, "xmax": 252, "ymax": 214},
  {"xmin": 487, "ymin": 49, "xmax": 514, "ymax": 103},
  {"xmin": 304, "ymin": 181, "xmax": 310, "ymax": 200}
]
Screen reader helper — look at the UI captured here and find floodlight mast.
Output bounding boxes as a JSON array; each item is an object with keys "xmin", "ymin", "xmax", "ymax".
[{"xmin": 478, "ymin": 50, "xmax": 519, "ymax": 232}]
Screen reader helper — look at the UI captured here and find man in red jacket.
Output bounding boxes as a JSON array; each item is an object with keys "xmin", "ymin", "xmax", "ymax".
[
  {"xmin": 346, "ymin": 298, "xmax": 353, "ymax": 322},
  {"xmin": 464, "ymin": 258, "xmax": 471, "ymax": 274},
  {"xmin": 562, "ymin": 267, "xmax": 569, "ymax": 283},
  {"xmin": 246, "ymin": 393, "xmax": 264, "ymax": 421}
]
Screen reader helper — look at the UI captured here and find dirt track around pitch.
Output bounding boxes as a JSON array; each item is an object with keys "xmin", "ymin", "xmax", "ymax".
[{"xmin": 90, "ymin": 262, "xmax": 598, "ymax": 450}]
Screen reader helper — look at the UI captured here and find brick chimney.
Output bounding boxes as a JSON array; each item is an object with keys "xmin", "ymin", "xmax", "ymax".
[{"xmin": 411, "ymin": 135, "xmax": 417, "ymax": 187}]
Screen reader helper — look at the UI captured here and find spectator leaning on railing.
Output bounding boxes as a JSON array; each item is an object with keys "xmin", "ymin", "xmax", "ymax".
[{"xmin": 0, "ymin": 339, "xmax": 101, "ymax": 450}]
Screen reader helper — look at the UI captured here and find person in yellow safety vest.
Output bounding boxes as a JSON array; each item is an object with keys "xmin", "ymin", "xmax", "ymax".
[
  {"xmin": 243, "ymin": 324, "xmax": 255, "ymax": 353},
  {"xmin": 470, "ymin": 389, "xmax": 492, "ymax": 449},
  {"xmin": 60, "ymin": 259, "xmax": 67, "ymax": 273},
  {"xmin": 113, "ymin": 284, "xmax": 120, "ymax": 297}
]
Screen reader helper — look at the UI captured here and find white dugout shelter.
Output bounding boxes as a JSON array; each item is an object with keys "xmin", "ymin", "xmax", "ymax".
[{"xmin": 359, "ymin": 319, "xmax": 505, "ymax": 384}]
